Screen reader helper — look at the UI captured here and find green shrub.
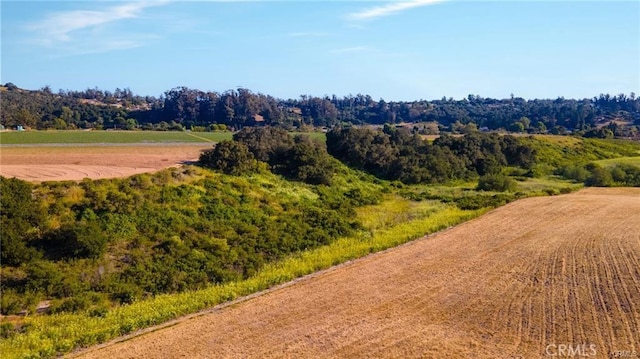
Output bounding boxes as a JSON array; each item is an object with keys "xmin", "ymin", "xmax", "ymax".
[
  {"xmin": 618, "ymin": 165, "xmax": 640, "ymax": 186},
  {"xmin": 585, "ymin": 164, "xmax": 613, "ymax": 187},
  {"xmin": 610, "ymin": 166, "xmax": 627, "ymax": 182},
  {"xmin": 557, "ymin": 164, "xmax": 590, "ymax": 182},
  {"xmin": 36, "ymin": 222, "xmax": 107, "ymax": 260},
  {"xmin": 199, "ymin": 140, "xmax": 259, "ymax": 175},
  {"xmin": 0, "ymin": 322, "xmax": 16, "ymax": 339},
  {"xmin": 0, "ymin": 177, "xmax": 45, "ymax": 266},
  {"xmin": 477, "ymin": 174, "xmax": 517, "ymax": 192}
]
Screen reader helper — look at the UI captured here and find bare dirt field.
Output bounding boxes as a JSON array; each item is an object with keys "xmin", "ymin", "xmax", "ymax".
[
  {"xmin": 0, "ymin": 144, "xmax": 213, "ymax": 182},
  {"xmin": 73, "ymin": 187, "xmax": 640, "ymax": 359}
]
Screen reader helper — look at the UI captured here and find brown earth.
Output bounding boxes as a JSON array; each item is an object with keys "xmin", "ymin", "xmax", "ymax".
[
  {"xmin": 0, "ymin": 144, "xmax": 213, "ymax": 182},
  {"xmin": 72, "ymin": 187, "xmax": 640, "ymax": 359}
]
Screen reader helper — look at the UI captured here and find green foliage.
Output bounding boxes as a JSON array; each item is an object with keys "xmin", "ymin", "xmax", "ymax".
[
  {"xmin": 327, "ymin": 128, "xmax": 535, "ymax": 184},
  {"xmin": 280, "ymin": 135, "xmax": 336, "ymax": 185},
  {"xmin": 3, "ymin": 84, "xmax": 638, "ymax": 136},
  {"xmin": 584, "ymin": 163, "xmax": 640, "ymax": 187},
  {"xmin": 617, "ymin": 164, "xmax": 640, "ymax": 186},
  {"xmin": 36, "ymin": 222, "xmax": 108, "ymax": 260},
  {"xmin": 0, "ymin": 177, "xmax": 45, "ymax": 266},
  {"xmin": 0, "ymin": 289, "xmax": 39, "ymax": 315},
  {"xmin": 557, "ymin": 164, "xmax": 591, "ymax": 183},
  {"xmin": 0, "ymin": 322, "xmax": 16, "ymax": 339},
  {"xmin": 232, "ymin": 127, "xmax": 336, "ymax": 184},
  {"xmin": 0, "ymin": 203, "xmax": 483, "ymax": 359},
  {"xmin": 583, "ymin": 127, "xmax": 614, "ymax": 139},
  {"xmin": 2, "ymin": 123, "xmax": 640, "ymax": 358},
  {"xmin": 454, "ymin": 192, "xmax": 517, "ymax": 210},
  {"xmin": 585, "ymin": 164, "xmax": 614, "ymax": 187},
  {"xmin": 521, "ymin": 136, "xmax": 640, "ymax": 169},
  {"xmin": 199, "ymin": 140, "xmax": 259, "ymax": 175},
  {"xmin": 233, "ymin": 126, "xmax": 293, "ymax": 162},
  {"xmin": 557, "ymin": 160, "xmax": 640, "ymax": 187},
  {"xmin": 0, "ymin": 130, "xmax": 232, "ymax": 144},
  {"xmin": 0, "ymin": 166, "xmax": 366, "ymax": 320},
  {"xmin": 477, "ymin": 174, "xmax": 517, "ymax": 192}
]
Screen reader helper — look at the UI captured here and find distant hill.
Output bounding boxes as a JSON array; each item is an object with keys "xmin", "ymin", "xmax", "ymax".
[{"xmin": 1, "ymin": 83, "xmax": 638, "ymax": 138}]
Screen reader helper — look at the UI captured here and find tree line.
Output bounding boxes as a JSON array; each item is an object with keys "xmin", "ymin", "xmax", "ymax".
[
  {"xmin": 326, "ymin": 126, "xmax": 535, "ymax": 184},
  {"xmin": 1, "ymin": 83, "xmax": 638, "ymax": 137}
]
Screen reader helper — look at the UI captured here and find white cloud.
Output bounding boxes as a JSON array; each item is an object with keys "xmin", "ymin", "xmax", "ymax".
[
  {"xmin": 27, "ymin": 1, "xmax": 169, "ymax": 50},
  {"xmin": 347, "ymin": 0, "xmax": 445, "ymax": 21}
]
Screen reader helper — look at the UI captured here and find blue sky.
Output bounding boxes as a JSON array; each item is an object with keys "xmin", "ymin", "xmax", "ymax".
[{"xmin": 1, "ymin": 1, "xmax": 638, "ymax": 101}]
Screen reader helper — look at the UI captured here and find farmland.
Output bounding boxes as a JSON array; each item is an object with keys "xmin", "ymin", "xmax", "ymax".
[
  {"xmin": 1, "ymin": 130, "xmax": 639, "ymax": 358},
  {"xmin": 0, "ymin": 130, "xmax": 326, "ymax": 145},
  {"xmin": 0, "ymin": 130, "xmax": 227, "ymax": 181},
  {"xmin": 0, "ymin": 130, "xmax": 328, "ymax": 182},
  {"xmin": 0, "ymin": 130, "xmax": 232, "ymax": 144},
  {"xmin": 74, "ymin": 187, "xmax": 640, "ymax": 359},
  {"xmin": 0, "ymin": 144, "xmax": 214, "ymax": 182}
]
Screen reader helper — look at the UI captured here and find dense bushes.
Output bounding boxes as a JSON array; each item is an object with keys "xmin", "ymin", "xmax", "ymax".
[
  {"xmin": 199, "ymin": 140, "xmax": 259, "ymax": 175},
  {"xmin": 477, "ymin": 174, "xmax": 517, "ymax": 192},
  {"xmin": 201, "ymin": 127, "xmax": 336, "ymax": 185},
  {"xmin": 0, "ymin": 167, "xmax": 362, "ymax": 315},
  {"xmin": 0, "ymin": 177, "xmax": 45, "ymax": 266},
  {"xmin": 558, "ymin": 162, "xmax": 640, "ymax": 187},
  {"xmin": 279, "ymin": 135, "xmax": 336, "ymax": 185},
  {"xmin": 326, "ymin": 127, "xmax": 536, "ymax": 184}
]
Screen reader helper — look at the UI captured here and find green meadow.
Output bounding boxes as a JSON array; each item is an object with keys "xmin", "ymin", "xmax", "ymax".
[
  {"xmin": 0, "ymin": 130, "xmax": 329, "ymax": 145},
  {"xmin": 0, "ymin": 130, "xmax": 233, "ymax": 145}
]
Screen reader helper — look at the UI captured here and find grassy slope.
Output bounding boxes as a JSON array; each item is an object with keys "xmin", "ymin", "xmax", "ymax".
[
  {"xmin": 521, "ymin": 136, "xmax": 640, "ymax": 167},
  {"xmin": 594, "ymin": 156, "xmax": 640, "ymax": 167}
]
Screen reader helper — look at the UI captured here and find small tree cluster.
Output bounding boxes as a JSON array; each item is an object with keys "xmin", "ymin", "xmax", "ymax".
[
  {"xmin": 559, "ymin": 163, "xmax": 640, "ymax": 187},
  {"xmin": 200, "ymin": 127, "xmax": 336, "ymax": 184},
  {"xmin": 327, "ymin": 127, "xmax": 536, "ymax": 184},
  {"xmin": 199, "ymin": 140, "xmax": 259, "ymax": 176}
]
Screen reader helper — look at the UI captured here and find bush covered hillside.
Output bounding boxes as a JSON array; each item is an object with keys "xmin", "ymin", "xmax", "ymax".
[
  {"xmin": 3, "ymin": 131, "xmax": 640, "ymax": 316},
  {"xmin": 0, "ymin": 164, "xmax": 382, "ymax": 317}
]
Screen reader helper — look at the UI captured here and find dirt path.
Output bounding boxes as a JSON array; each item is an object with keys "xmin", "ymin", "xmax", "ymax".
[
  {"xmin": 73, "ymin": 188, "xmax": 640, "ymax": 359},
  {"xmin": 0, "ymin": 144, "xmax": 213, "ymax": 182}
]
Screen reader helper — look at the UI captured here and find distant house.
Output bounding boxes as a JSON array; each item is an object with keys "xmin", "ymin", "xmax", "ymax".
[
  {"xmin": 288, "ymin": 107, "xmax": 303, "ymax": 115},
  {"xmin": 16, "ymin": 125, "xmax": 25, "ymax": 131},
  {"xmin": 250, "ymin": 114, "xmax": 266, "ymax": 126}
]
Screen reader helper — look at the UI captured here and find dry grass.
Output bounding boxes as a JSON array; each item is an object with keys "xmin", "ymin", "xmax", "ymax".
[{"xmin": 74, "ymin": 187, "xmax": 640, "ymax": 359}]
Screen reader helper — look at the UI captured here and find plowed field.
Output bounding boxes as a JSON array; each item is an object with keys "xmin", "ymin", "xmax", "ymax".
[
  {"xmin": 74, "ymin": 188, "xmax": 640, "ymax": 359},
  {"xmin": 0, "ymin": 144, "xmax": 212, "ymax": 182}
]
